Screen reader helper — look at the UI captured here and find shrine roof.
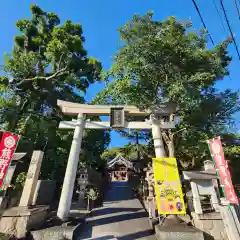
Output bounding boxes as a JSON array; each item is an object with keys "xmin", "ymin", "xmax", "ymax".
[{"xmin": 106, "ymin": 154, "xmax": 133, "ymax": 169}]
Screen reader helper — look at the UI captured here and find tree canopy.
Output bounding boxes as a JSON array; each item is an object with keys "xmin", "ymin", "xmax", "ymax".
[
  {"xmin": 0, "ymin": 8, "xmax": 239, "ymax": 184},
  {"xmin": 101, "ymin": 142, "xmax": 151, "ymax": 162},
  {"xmin": 0, "ymin": 5, "xmax": 109, "ymax": 182},
  {"xmin": 94, "ymin": 12, "xmax": 239, "ymax": 169}
]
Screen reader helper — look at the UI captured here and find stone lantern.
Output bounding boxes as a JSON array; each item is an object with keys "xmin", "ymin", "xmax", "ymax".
[{"xmin": 76, "ymin": 168, "xmax": 88, "ymax": 202}]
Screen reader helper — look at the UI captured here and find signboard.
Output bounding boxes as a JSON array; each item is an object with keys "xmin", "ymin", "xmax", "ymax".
[
  {"xmin": 0, "ymin": 132, "xmax": 19, "ymax": 189},
  {"xmin": 207, "ymin": 137, "xmax": 239, "ymax": 204},
  {"xmin": 110, "ymin": 107, "xmax": 125, "ymax": 128},
  {"xmin": 152, "ymin": 158, "xmax": 186, "ymax": 214}
]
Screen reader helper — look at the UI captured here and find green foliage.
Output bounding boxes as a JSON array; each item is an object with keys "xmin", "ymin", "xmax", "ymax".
[
  {"xmin": 94, "ymin": 13, "xmax": 239, "ymax": 169},
  {"xmin": 221, "ymin": 134, "xmax": 240, "ymax": 183},
  {"xmin": 0, "ymin": 5, "xmax": 108, "ymax": 182},
  {"xmin": 79, "ymin": 128, "xmax": 110, "ymax": 170},
  {"xmin": 86, "ymin": 186, "xmax": 99, "ymax": 200},
  {"xmin": 101, "ymin": 142, "xmax": 151, "ymax": 163},
  {"xmin": 15, "ymin": 172, "xmax": 26, "ymax": 188},
  {"xmin": 94, "ymin": 13, "xmax": 231, "ymax": 108}
]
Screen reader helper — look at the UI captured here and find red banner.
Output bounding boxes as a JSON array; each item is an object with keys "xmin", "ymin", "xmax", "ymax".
[
  {"xmin": 0, "ymin": 131, "xmax": 19, "ymax": 188},
  {"xmin": 208, "ymin": 137, "xmax": 239, "ymax": 205}
]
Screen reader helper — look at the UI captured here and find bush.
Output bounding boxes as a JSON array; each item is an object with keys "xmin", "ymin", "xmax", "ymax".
[
  {"xmin": 15, "ymin": 172, "xmax": 26, "ymax": 189},
  {"xmin": 86, "ymin": 186, "xmax": 99, "ymax": 201}
]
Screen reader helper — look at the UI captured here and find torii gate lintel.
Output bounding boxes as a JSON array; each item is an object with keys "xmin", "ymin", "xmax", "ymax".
[{"xmin": 56, "ymin": 100, "xmax": 176, "ymax": 221}]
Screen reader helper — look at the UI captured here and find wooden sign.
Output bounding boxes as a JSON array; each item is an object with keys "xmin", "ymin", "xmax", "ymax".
[{"xmin": 110, "ymin": 107, "xmax": 125, "ymax": 128}]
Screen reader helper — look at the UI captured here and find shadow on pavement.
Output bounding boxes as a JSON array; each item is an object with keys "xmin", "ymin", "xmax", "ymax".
[
  {"xmin": 77, "ymin": 181, "xmax": 155, "ymax": 240},
  {"xmin": 92, "ymin": 207, "xmax": 143, "ymax": 217},
  {"xmin": 78, "ymin": 211, "xmax": 149, "ymax": 239},
  {"xmin": 88, "ymin": 211, "xmax": 148, "ymax": 227},
  {"xmin": 88, "ymin": 237, "xmax": 115, "ymax": 240},
  {"xmin": 81, "ymin": 229, "xmax": 154, "ymax": 240},
  {"xmin": 118, "ymin": 229, "xmax": 154, "ymax": 239},
  {"xmin": 73, "ymin": 221, "xmax": 92, "ymax": 240}
]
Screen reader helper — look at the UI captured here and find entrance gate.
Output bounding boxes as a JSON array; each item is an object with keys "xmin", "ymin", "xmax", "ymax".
[{"xmin": 56, "ymin": 100, "xmax": 176, "ymax": 220}]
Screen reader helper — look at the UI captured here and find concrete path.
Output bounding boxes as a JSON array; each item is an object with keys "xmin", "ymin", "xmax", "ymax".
[{"xmin": 77, "ymin": 182, "xmax": 157, "ymax": 240}]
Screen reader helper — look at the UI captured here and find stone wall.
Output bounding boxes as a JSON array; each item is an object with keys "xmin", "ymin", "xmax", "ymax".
[
  {"xmin": 191, "ymin": 212, "xmax": 228, "ymax": 240},
  {"xmin": 32, "ymin": 180, "xmax": 56, "ymax": 205},
  {"xmin": 0, "ymin": 188, "xmax": 22, "ymax": 213},
  {"xmin": 218, "ymin": 204, "xmax": 240, "ymax": 240},
  {"xmin": 0, "ymin": 206, "xmax": 49, "ymax": 238}
]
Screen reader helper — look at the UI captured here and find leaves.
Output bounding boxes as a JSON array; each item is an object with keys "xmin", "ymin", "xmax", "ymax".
[
  {"xmin": 0, "ymin": 5, "xmax": 108, "ymax": 181},
  {"xmin": 94, "ymin": 12, "xmax": 239, "ymax": 169}
]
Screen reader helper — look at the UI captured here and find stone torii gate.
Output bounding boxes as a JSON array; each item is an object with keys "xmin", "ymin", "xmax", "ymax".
[{"xmin": 56, "ymin": 100, "xmax": 176, "ymax": 220}]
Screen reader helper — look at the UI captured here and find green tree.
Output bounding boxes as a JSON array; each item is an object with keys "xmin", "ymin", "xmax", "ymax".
[
  {"xmin": 101, "ymin": 143, "xmax": 151, "ymax": 163},
  {"xmin": 94, "ymin": 12, "xmax": 239, "ymax": 168},
  {"xmin": 0, "ymin": 5, "xmax": 108, "ymax": 182},
  {"xmin": 221, "ymin": 133, "xmax": 240, "ymax": 184},
  {"xmin": 80, "ymin": 128, "xmax": 110, "ymax": 171}
]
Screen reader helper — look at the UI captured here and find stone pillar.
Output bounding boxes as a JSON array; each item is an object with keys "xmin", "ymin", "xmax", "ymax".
[
  {"xmin": 57, "ymin": 113, "xmax": 85, "ymax": 220},
  {"xmin": 2, "ymin": 165, "xmax": 16, "ymax": 189},
  {"xmin": 190, "ymin": 181, "xmax": 203, "ymax": 214},
  {"xmin": 19, "ymin": 151, "xmax": 44, "ymax": 207},
  {"xmin": 76, "ymin": 169, "xmax": 88, "ymax": 208},
  {"xmin": 151, "ymin": 121, "xmax": 166, "ymax": 158},
  {"xmin": 211, "ymin": 186, "xmax": 220, "ymax": 212}
]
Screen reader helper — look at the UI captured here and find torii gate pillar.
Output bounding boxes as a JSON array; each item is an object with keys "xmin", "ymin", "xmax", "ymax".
[
  {"xmin": 56, "ymin": 100, "xmax": 176, "ymax": 220},
  {"xmin": 57, "ymin": 113, "xmax": 86, "ymax": 220},
  {"xmin": 152, "ymin": 121, "xmax": 166, "ymax": 158}
]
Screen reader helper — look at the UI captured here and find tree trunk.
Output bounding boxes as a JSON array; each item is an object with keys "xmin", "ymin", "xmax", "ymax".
[{"xmin": 168, "ymin": 141, "xmax": 175, "ymax": 158}]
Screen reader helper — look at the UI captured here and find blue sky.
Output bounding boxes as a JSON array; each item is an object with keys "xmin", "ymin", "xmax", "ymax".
[{"xmin": 0, "ymin": 0, "xmax": 240, "ymax": 147}]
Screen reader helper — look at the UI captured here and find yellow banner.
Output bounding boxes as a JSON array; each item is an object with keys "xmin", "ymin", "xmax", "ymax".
[{"xmin": 152, "ymin": 158, "xmax": 186, "ymax": 215}]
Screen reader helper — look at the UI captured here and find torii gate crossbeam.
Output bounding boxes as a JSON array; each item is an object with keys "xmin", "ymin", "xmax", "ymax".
[{"xmin": 56, "ymin": 100, "xmax": 176, "ymax": 221}]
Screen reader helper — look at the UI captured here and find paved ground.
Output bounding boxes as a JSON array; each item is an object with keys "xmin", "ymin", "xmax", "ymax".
[{"xmin": 77, "ymin": 181, "xmax": 157, "ymax": 240}]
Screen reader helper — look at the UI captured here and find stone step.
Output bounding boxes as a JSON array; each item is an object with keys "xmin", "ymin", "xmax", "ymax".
[
  {"xmin": 155, "ymin": 223, "xmax": 204, "ymax": 240},
  {"xmin": 31, "ymin": 225, "xmax": 78, "ymax": 240},
  {"xmin": 31, "ymin": 213, "xmax": 88, "ymax": 240},
  {"xmin": 31, "ymin": 220, "xmax": 84, "ymax": 240}
]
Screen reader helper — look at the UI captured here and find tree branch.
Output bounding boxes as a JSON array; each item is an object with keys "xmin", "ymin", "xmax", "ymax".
[
  {"xmin": 58, "ymin": 53, "xmax": 65, "ymax": 71},
  {"xmin": 179, "ymin": 159, "xmax": 191, "ymax": 170},
  {"xmin": 16, "ymin": 66, "xmax": 68, "ymax": 87},
  {"xmin": 161, "ymin": 130, "xmax": 170, "ymax": 145},
  {"xmin": 45, "ymin": 66, "xmax": 68, "ymax": 81},
  {"xmin": 168, "ymin": 129, "xmax": 174, "ymax": 141},
  {"xmin": 20, "ymin": 98, "xmax": 29, "ymax": 112}
]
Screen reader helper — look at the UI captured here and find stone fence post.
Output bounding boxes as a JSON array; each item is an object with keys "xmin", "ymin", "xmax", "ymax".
[{"xmin": 19, "ymin": 151, "xmax": 44, "ymax": 207}]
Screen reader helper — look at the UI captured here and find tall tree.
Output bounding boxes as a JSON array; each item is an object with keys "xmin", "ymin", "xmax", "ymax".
[
  {"xmin": 0, "ymin": 5, "xmax": 108, "ymax": 181},
  {"xmin": 94, "ymin": 12, "xmax": 239, "ymax": 168}
]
